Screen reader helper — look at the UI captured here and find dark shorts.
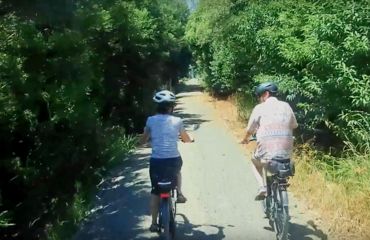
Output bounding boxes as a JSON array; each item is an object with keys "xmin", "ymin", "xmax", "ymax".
[{"xmin": 149, "ymin": 157, "xmax": 183, "ymax": 195}]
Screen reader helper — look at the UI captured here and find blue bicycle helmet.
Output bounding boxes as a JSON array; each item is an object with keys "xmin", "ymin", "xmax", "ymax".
[{"xmin": 255, "ymin": 82, "xmax": 278, "ymax": 97}]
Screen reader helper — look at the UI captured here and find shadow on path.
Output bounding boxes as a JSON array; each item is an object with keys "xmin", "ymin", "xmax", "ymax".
[
  {"xmin": 73, "ymin": 151, "xmax": 154, "ymax": 240},
  {"xmin": 173, "ymin": 80, "xmax": 210, "ymax": 131},
  {"xmin": 289, "ymin": 221, "xmax": 328, "ymax": 240},
  {"xmin": 173, "ymin": 111, "xmax": 210, "ymax": 130},
  {"xmin": 176, "ymin": 213, "xmax": 227, "ymax": 240},
  {"xmin": 261, "ymin": 217, "xmax": 328, "ymax": 240},
  {"xmin": 175, "ymin": 81, "xmax": 204, "ymax": 93}
]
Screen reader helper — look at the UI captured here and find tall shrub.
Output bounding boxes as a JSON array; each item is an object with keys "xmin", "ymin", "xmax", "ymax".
[
  {"xmin": 0, "ymin": 0, "xmax": 189, "ymax": 239},
  {"xmin": 186, "ymin": 0, "xmax": 370, "ymax": 146}
]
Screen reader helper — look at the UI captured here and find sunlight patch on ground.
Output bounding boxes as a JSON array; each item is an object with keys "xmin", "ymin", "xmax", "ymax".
[{"xmin": 111, "ymin": 176, "xmax": 124, "ymax": 183}]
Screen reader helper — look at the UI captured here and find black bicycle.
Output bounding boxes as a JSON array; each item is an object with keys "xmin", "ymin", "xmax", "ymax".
[
  {"xmin": 247, "ymin": 136, "xmax": 294, "ymax": 240},
  {"xmin": 262, "ymin": 158, "xmax": 294, "ymax": 240},
  {"xmin": 157, "ymin": 180, "xmax": 177, "ymax": 240}
]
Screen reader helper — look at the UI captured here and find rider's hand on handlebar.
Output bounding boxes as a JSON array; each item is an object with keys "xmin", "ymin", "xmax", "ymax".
[
  {"xmin": 179, "ymin": 131, "xmax": 193, "ymax": 143},
  {"xmin": 181, "ymin": 137, "xmax": 195, "ymax": 143},
  {"xmin": 240, "ymin": 138, "xmax": 249, "ymax": 144},
  {"xmin": 240, "ymin": 134, "xmax": 256, "ymax": 144}
]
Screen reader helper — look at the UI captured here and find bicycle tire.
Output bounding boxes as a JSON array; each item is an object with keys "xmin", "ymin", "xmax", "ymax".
[
  {"xmin": 263, "ymin": 176, "xmax": 273, "ymax": 219},
  {"xmin": 274, "ymin": 189, "xmax": 289, "ymax": 240},
  {"xmin": 170, "ymin": 191, "xmax": 177, "ymax": 239},
  {"xmin": 160, "ymin": 199, "xmax": 172, "ymax": 240},
  {"xmin": 172, "ymin": 189, "xmax": 177, "ymax": 216},
  {"xmin": 169, "ymin": 204, "xmax": 176, "ymax": 239}
]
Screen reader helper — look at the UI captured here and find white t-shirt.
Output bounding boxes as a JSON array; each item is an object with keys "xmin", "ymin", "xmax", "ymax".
[
  {"xmin": 145, "ymin": 114, "xmax": 185, "ymax": 159},
  {"xmin": 246, "ymin": 97, "xmax": 298, "ymax": 160}
]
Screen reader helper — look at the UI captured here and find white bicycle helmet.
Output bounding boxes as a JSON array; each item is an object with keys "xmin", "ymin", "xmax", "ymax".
[{"xmin": 153, "ymin": 90, "xmax": 176, "ymax": 103}]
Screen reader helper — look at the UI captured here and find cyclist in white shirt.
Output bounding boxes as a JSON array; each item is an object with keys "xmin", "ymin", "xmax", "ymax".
[
  {"xmin": 241, "ymin": 82, "xmax": 298, "ymax": 200},
  {"xmin": 141, "ymin": 90, "xmax": 193, "ymax": 232}
]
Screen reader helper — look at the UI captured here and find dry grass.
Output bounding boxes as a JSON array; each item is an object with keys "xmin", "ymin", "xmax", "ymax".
[
  {"xmin": 291, "ymin": 145, "xmax": 370, "ymax": 240},
  {"xmin": 203, "ymin": 94, "xmax": 248, "ymax": 138},
  {"xmin": 201, "ymin": 92, "xmax": 370, "ymax": 240}
]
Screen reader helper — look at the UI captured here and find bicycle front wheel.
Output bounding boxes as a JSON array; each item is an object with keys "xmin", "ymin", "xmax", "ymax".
[{"xmin": 274, "ymin": 190, "xmax": 289, "ymax": 240}]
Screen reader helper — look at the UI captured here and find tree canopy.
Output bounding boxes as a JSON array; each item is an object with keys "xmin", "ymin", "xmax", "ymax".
[
  {"xmin": 0, "ymin": 0, "xmax": 190, "ymax": 238},
  {"xmin": 186, "ymin": 0, "xmax": 370, "ymax": 146}
]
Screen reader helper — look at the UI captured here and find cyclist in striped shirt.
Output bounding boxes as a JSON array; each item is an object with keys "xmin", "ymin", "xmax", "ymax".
[{"xmin": 241, "ymin": 82, "xmax": 298, "ymax": 200}]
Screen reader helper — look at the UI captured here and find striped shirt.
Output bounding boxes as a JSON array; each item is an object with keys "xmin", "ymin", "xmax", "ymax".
[{"xmin": 246, "ymin": 97, "xmax": 298, "ymax": 160}]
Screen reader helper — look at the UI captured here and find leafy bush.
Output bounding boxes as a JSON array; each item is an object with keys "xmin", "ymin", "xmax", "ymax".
[
  {"xmin": 186, "ymin": 0, "xmax": 370, "ymax": 147},
  {"xmin": 0, "ymin": 0, "xmax": 189, "ymax": 239},
  {"xmin": 188, "ymin": 2, "xmax": 370, "ymax": 237}
]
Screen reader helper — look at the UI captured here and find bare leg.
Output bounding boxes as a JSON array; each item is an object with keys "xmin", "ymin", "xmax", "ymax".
[
  {"xmin": 251, "ymin": 158, "xmax": 265, "ymax": 188},
  {"xmin": 177, "ymin": 171, "xmax": 183, "ymax": 194},
  {"xmin": 150, "ymin": 194, "xmax": 160, "ymax": 224},
  {"xmin": 176, "ymin": 171, "xmax": 187, "ymax": 203}
]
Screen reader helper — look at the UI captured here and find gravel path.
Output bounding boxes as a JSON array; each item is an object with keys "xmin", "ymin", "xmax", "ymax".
[{"xmin": 73, "ymin": 80, "xmax": 328, "ymax": 240}]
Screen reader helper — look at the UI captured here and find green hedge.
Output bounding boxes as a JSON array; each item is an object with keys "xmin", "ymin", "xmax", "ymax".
[
  {"xmin": 0, "ymin": 0, "xmax": 189, "ymax": 239},
  {"xmin": 186, "ymin": 0, "xmax": 370, "ymax": 146}
]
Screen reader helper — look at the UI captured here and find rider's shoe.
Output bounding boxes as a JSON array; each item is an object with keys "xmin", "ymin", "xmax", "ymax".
[
  {"xmin": 176, "ymin": 193, "xmax": 187, "ymax": 203},
  {"xmin": 255, "ymin": 186, "xmax": 267, "ymax": 201},
  {"xmin": 149, "ymin": 223, "xmax": 159, "ymax": 232}
]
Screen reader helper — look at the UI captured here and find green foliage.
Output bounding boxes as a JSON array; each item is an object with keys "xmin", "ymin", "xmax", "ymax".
[
  {"xmin": 0, "ymin": 0, "xmax": 189, "ymax": 239},
  {"xmin": 0, "ymin": 211, "xmax": 14, "ymax": 228},
  {"xmin": 186, "ymin": 0, "xmax": 370, "ymax": 147}
]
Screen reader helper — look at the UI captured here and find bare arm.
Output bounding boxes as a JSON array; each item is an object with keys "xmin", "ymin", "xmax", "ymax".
[
  {"xmin": 180, "ymin": 130, "xmax": 194, "ymax": 143},
  {"xmin": 286, "ymin": 104, "xmax": 298, "ymax": 129},
  {"xmin": 241, "ymin": 107, "xmax": 258, "ymax": 144},
  {"xmin": 139, "ymin": 127, "xmax": 150, "ymax": 145},
  {"xmin": 291, "ymin": 113, "xmax": 298, "ymax": 129}
]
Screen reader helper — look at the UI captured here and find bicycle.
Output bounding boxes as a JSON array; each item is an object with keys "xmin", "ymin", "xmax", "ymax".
[
  {"xmin": 263, "ymin": 158, "xmax": 294, "ymax": 240},
  {"xmin": 157, "ymin": 179, "xmax": 177, "ymax": 240},
  {"xmin": 248, "ymin": 136, "xmax": 294, "ymax": 240}
]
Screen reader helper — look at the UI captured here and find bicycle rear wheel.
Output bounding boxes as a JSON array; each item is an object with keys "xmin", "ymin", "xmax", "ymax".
[
  {"xmin": 160, "ymin": 199, "xmax": 172, "ymax": 240},
  {"xmin": 169, "ymin": 205, "xmax": 176, "ymax": 239},
  {"xmin": 263, "ymin": 176, "xmax": 272, "ymax": 218},
  {"xmin": 274, "ymin": 190, "xmax": 289, "ymax": 240},
  {"xmin": 170, "ymin": 191, "xmax": 177, "ymax": 239}
]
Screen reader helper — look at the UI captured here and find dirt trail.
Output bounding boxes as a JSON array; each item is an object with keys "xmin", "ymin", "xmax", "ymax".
[{"xmin": 73, "ymin": 79, "xmax": 329, "ymax": 240}]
